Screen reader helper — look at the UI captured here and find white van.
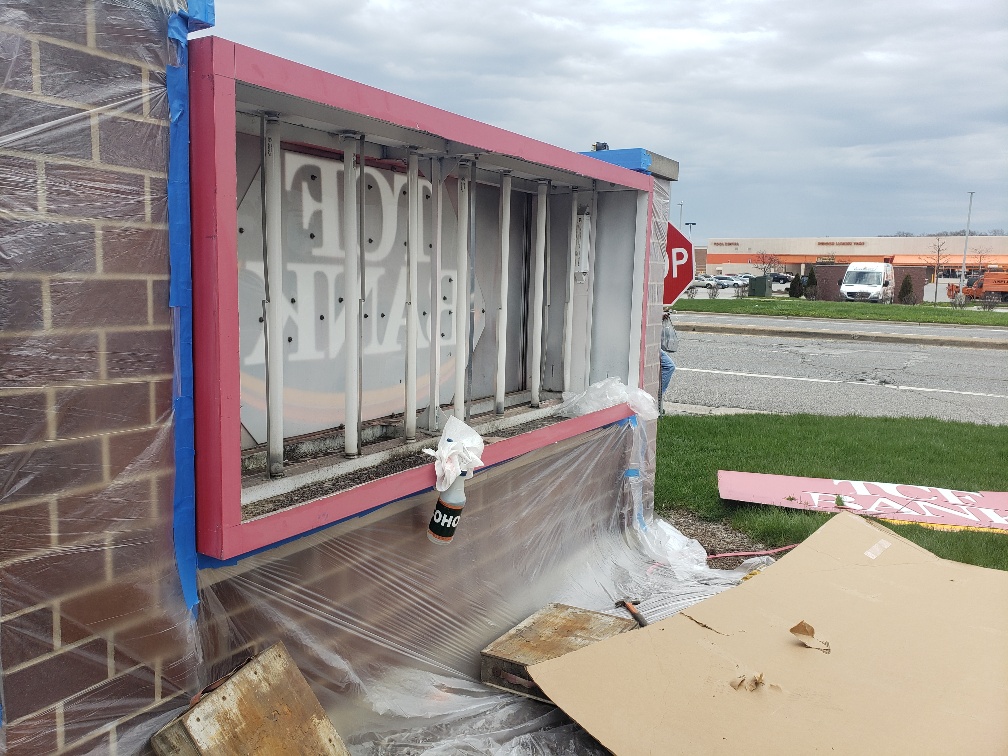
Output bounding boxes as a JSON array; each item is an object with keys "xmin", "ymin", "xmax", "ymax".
[{"xmin": 840, "ymin": 262, "xmax": 894, "ymax": 303}]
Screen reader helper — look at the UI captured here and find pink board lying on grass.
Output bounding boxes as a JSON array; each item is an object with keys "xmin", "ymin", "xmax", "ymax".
[{"xmin": 717, "ymin": 471, "xmax": 1008, "ymax": 533}]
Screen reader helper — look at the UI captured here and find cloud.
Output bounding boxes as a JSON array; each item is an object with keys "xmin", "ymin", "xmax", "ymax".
[{"xmin": 200, "ymin": 0, "xmax": 1008, "ymax": 241}]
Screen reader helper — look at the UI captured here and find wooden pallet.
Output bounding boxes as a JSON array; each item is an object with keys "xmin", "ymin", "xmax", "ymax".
[{"xmin": 480, "ymin": 604, "xmax": 637, "ymax": 703}]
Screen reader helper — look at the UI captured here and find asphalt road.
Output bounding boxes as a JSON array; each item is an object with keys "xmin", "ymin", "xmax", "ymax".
[{"xmin": 663, "ymin": 317, "xmax": 1008, "ymax": 425}]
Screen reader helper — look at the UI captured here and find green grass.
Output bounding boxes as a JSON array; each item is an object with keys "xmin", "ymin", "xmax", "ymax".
[
  {"xmin": 655, "ymin": 414, "xmax": 1008, "ymax": 570},
  {"xmin": 672, "ymin": 297, "xmax": 1008, "ymax": 326}
]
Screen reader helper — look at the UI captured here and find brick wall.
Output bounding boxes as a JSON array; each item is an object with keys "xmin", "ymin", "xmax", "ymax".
[
  {"xmin": 197, "ymin": 423, "xmax": 634, "ymax": 738},
  {"xmin": 0, "ymin": 3, "xmax": 198, "ymax": 753}
]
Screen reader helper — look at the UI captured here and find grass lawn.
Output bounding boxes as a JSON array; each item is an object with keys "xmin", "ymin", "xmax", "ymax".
[
  {"xmin": 655, "ymin": 413, "xmax": 1008, "ymax": 570},
  {"xmin": 672, "ymin": 297, "xmax": 1008, "ymax": 326}
]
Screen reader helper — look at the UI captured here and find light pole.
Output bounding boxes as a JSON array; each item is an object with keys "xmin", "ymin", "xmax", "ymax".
[
  {"xmin": 684, "ymin": 222, "xmax": 696, "ymax": 240},
  {"xmin": 958, "ymin": 191, "xmax": 975, "ymax": 298},
  {"xmin": 677, "ymin": 201, "xmax": 683, "ymax": 229}
]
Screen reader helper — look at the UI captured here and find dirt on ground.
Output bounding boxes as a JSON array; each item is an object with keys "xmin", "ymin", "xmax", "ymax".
[{"xmin": 660, "ymin": 507, "xmax": 768, "ymax": 571}]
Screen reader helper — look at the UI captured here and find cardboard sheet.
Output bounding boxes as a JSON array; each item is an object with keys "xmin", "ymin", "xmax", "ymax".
[
  {"xmin": 528, "ymin": 513, "xmax": 1008, "ymax": 754},
  {"xmin": 718, "ymin": 470, "xmax": 1008, "ymax": 532}
]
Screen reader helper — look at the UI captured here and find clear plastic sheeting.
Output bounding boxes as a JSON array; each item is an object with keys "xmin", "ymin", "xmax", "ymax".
[
  {"xmin": 558, "ymin": 378, "xmax": 659, "ymax": 422},
  {"xmin": 198, "ymin": 421, "xmax": 768, "ymax": 755}
]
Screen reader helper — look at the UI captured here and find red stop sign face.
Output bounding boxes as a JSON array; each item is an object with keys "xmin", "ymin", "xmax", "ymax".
[{"xmin": 663, "ymin": 223, "xmax": 695, "ymax": 304}]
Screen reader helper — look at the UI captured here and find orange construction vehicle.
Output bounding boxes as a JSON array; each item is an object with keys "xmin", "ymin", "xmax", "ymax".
[{"xmin": 947, "ymin": 272, "xmax": 1008, "ymax": 302}]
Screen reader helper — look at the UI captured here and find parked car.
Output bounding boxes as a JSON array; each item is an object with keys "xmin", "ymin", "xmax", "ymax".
[
  {"xmin": 688, "ymin": 276, "xmax": 710, "ymax": 289},
  {"xmin": 713, "ymin": 275, "xmax": 742, "ymax": 288},
  {"xmin": 770, "ymin": 272, "xmax": 792, "ymax": 283}
]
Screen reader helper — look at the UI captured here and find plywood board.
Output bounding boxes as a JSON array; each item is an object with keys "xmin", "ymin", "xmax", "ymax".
[{"xmin": 528, "ymin": 513, "xmax": 1008, "ymax": 755}]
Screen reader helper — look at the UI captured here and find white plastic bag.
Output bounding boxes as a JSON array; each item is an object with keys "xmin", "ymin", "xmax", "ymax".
[
  {"xmin": 559, "ymin": 377, "xmax": 659, "ymax": 422},
  {"xmin": 423, "ymin": 416, "xmax": 485, "ymax": 491},
  {"xmin": 661, "ymin": 314, "xmax": 678, "ymax": 352}
]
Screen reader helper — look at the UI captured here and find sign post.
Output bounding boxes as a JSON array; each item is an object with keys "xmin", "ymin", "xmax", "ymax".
[{"xmin": 663, "ymin": 223, "xmax": 695, "ymax": 305}]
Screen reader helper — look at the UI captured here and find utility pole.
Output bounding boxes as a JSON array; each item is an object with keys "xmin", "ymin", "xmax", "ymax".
[
  {"xmin": 677, "ymin": 201, "xmax": 683, "ymax": 229},
  {"xmin": 684, "ymin": 222, "xmax": 696, "ymax": 240},
  {"xmin": 958, "ymin": 191, "xmax": 975, "ymax": 303}
]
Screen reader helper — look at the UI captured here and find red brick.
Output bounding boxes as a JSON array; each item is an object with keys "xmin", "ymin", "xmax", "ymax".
[
  {"xmin": 0, "ymin": 606, "xmax": 54, "ymax": 669},
  {"xmin": 0, "ymin": 31, "xmax": 34, "ymax": 93},
  {"xmin": 44, "ymin": 163, "xmax": 147, "ymax": 223},
  {"xmin": 57, "ymin": 478, "xmax": 153, "ymax": 545},
  {"xmin": 2, "ymin": 638, "xmax": 109, "ymax": 721},
  {"xmin": 0, "ymin": 92, "xmax": 94, "ymax": 160},
  {"xmin": 0, "ymin": 501, "xmax": 53, "ymax": 560},
  {"xmin": 105, "ymin": 329, "xmax": 174, "ymax": 378},
  {"xmin": 0, "ymin": 543, "xmax": 106, "ymax": 610},
  {"xmin": 60, "ymin": 731, "xmax": 112, "ymax": 756},
  {"xmin": 54, "ymin": 382, "xmax": 151, "ymax": 439},
  {"xmin": 61, "ymin": 581, "xmax": 155, "ymax": 632},
  {"xmin": 0, "ymin": 218, "xmax": 96, "ymax": 274},
  {"xmin": 107, "ymin": 425, "xmax": 172, "ymax": 479},
  {"xmin": 0, "ymin": 391, "xmax": 48, "ymax": 446},
  {"xmin": 93, "ymin": 2, "xmax": 167, "ymax": 64},
  {"xmin": 0, "ymin": 437, "xmax": 104, "ymax": 503},
  {"xmin": 152, "ymin": 279, "xmax": 171, "ymax": 325},
  {"xmin": 0, "ymin": 708, "xmax": 59, "ymax": 755},
  {"xmin": 0, "ymin": 155, "xmax": 38, "ymax": 214},
  {"xmin": 102, "ymin": 226, "xmax": 168, "ymax": 274},
  {"xmin": 153, "ymin": 379, "xmax": 174, "ymax": 423},
  {"xmin": 150, "ymin": 176, "xmax": 168, "ymax": 222},
  {"xmin": 0, "ymin": 333, "xmax": 101, "ymax": 386},
  {"xmin": 113, "ymin": 609, "xmax": 192, "ymax": 663},
  {"xmin": 0, "ymin": 279, "xmax": 45, "ymax": 331},
  {"xmin": 1, "ymin": 4, "xmax": 89, "ymax": 46},
  {"xmin": 38, "ymin": 42, "xmax": 142, "ymax": 108},
  {"xmin": 61, "ymin": 670, "xmax": 157, "ymax": 747},
  {"xmin": 49, "ymin": 277, "xmax": 149, "ymax": 329},
  {"xmin": 109, "ymin": 529, "xmax": 174, "ymax": 577},
  {"xmin": 99, "ymin": 117, "xmax": 168, "ymax": 173}
]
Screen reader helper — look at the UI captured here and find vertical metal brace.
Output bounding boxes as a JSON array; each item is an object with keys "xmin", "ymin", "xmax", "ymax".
[
  {"xmin": 423, "ymin": 157, "xmax": 445, "ymax": 432},
  {"xmin": 357, "ymin": 134, "xmax": 366, "ymax": 451},
  {"xmin": 494, "ymin": 171, "xmax": 512, "ymax": 415},
  {"xmin": 465, "ymin": 158, "xmax": 478, "ymax": 422},
  {"xmin": 529, "ymin": 180, "xmax": 548, "ymax": 407},
  {"xmin": 341, "ymin": 133, "xmax": 361, "ymax": 457},
  {"xmin": 453, "ymin": 161, "xmax": 470, "ymax": 420},
  {"xmin": 583, "ymin": 182, "xmax": 599, "ymax": 385},
  {"xmin": 404, "ymin": 149, "xmax": 420, "ymax": 441},
  {"xmin": 263, "ymin": 114, "xmax": 285, "ymax": 477},
  {"xmin": 562, "ymin": 188, "xmax": 579, "ymax": 392}
]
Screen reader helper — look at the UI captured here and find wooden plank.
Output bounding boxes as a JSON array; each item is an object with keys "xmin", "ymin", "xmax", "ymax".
[
  {"xmin": 480, "ymin": 604, "xmax": 637, "ymax": 703},
  {"xmin": 151, "ymin": 641, "xmax": 348, "ymax": 755}
]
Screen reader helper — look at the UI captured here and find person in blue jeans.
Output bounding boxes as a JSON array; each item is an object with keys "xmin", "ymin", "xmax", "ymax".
[
  {"xmin": 659, "ymin": 311, "xmax": 677, "ymax": 412},
  {"xmin": 660, "ymin": 348, "xmax": 675, "ymax": 396}
]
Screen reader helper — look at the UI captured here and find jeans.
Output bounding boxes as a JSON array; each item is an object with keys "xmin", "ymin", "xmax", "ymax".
[{"xmin": 660, "ymin": 349, "xmax": 675, "ymax": 396}]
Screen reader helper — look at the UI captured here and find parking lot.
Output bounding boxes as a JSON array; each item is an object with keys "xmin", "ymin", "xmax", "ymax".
[{"xmin": 664, "ymin": 316, "xmax": 1008, "ymax": 425}]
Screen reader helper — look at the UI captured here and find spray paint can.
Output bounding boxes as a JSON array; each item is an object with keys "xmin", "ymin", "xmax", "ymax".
[{"xmin": 427, "ymin": 471, "xmax": 467, "ymax": 544}]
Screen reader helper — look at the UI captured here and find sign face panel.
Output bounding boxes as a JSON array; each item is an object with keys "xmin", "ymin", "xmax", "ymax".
[
  {"xmin": 718, "ymin": 471, "xmax": 1008, "ymax": 532},
  {"xmin": 663, "ymin": 223, "xmax": 695, "ymax": 305}
]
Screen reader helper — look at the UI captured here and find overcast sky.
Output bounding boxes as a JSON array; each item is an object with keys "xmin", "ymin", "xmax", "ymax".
[{"xmin": 198, "ymin": 0, "xmax": 1008, "ymax": 245}]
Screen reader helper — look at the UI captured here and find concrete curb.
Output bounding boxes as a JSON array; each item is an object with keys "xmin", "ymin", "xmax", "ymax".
[{"xmin": 673, "ymin": 320, "xmax": 1008, "ymax": 350}]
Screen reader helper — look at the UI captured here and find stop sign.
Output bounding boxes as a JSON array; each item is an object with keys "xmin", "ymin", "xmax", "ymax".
[{"xmin": 663, "ymin": 223, "xmax": 695, "ymax": 304}]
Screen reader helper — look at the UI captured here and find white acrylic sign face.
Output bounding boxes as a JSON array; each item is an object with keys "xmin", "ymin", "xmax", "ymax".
[{"xmin": 237, "ymin": 150, "xmax": 485, "ymax": 443}]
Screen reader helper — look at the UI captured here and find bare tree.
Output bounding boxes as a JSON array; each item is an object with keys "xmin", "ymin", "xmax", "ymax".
[
  {"xmin": 974, "ymin": 245, "xmax": 993, "ymax": 275},
  {"xmin": 922, "ymin": 237, "xmax": 948, "ymax": 304},
  {"xmin": 753, "ymin": 250, "xmax": 781, "ymax": 276}
]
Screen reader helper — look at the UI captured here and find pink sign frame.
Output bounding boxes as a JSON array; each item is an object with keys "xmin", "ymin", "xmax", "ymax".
[
  {"xmin": 718, "ymin": 471, "xmax": 1008, "ymax": 532},
  {"xmin": 189, "ymin": 37, "xmax": 653, "ymax": 560}
]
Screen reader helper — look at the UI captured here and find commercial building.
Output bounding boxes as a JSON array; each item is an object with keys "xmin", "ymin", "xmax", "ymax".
[{"xmin": 701, "ymin": 236, "xmax": 1008, "ymax": 277}]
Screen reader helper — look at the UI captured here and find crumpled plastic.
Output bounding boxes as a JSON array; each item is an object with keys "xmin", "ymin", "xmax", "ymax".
[
  {"xmin": 424, "ymin": 415, "xmax": 486, "ymax": 491},
  {"xmin": 558, "ymin": 377, "xmax": 660, "ymax": 422}
]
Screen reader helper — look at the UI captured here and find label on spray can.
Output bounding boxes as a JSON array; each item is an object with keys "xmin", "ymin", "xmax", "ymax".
[{"xmin": 427, "ymin": 497, "xmax": 464, "ymax": 544}]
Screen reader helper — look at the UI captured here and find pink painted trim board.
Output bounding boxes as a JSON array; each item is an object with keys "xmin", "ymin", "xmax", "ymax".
[{"xmin": 717, "ymin": 470, "xmax": 1008, "ymax": 532}]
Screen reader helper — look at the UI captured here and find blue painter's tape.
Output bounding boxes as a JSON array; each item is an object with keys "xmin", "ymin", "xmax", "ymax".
[
  {"xmin": 580, "ymin": 148, "xmax": 653, "ymax": 174},
  {"xmin": 167, "ymin": 11, "xmax": 202, "ymax": 612}
]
